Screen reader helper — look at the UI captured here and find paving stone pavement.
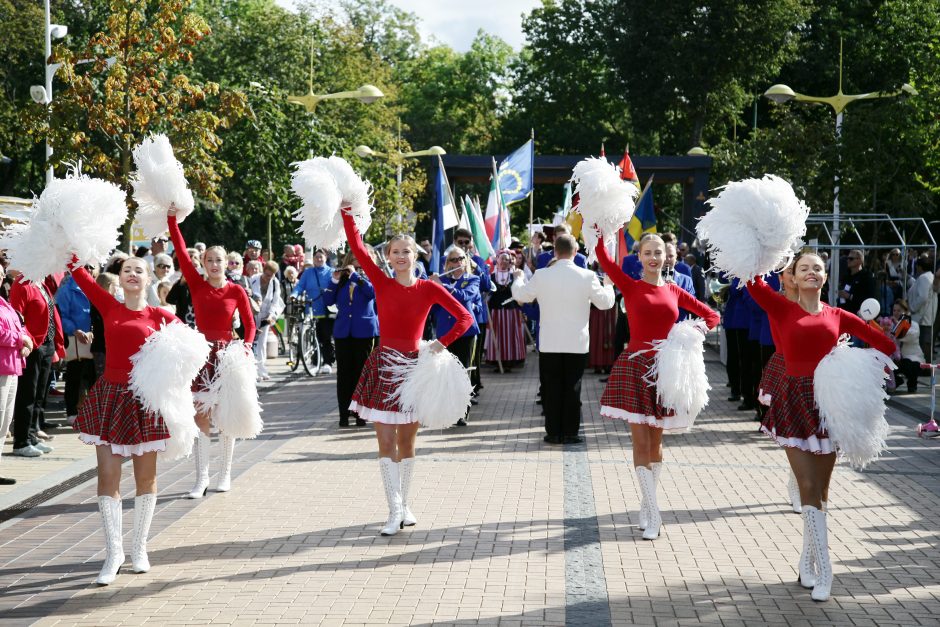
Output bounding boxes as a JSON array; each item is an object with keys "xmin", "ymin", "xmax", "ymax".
[{"xmin": 0, "ymin": 351, "xmax": 939, "ymax": 626}]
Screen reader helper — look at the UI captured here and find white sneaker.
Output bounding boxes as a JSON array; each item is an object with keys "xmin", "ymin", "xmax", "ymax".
[
  {"xmin": 318, "ymin": 364, "xmax": 333, "ymax": 375},
  {"xmin": 33, "ymin": 441, "xmax": 54, "ymax": 454},
  {"xmin": 12, "ymin": 445, "xmax": 43, "ymax": 457}
]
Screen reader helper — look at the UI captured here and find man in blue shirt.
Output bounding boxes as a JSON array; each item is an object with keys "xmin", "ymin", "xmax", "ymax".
[
  {"xmin": 536, "ymin": 224, "xmax": 587, "ymax": 270},
  {"xmin": 665, "ymin": 242, "xmax": 696, "ymax": 321},
  {"xmin": 292, "ymin": 249, "xmax": 336, "ymax": 374}
]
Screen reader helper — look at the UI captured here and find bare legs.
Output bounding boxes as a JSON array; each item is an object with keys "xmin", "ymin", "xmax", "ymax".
[
  {"xmin": 629, "ymin": 423, "xmax": 663, "ymax": 468},
  {"xmin": 785, "ymin": 449, "xmax": 836, "ymax": 510},
  {"xmin": 374, "ymin": 422, "xmax": 419, "ymax": 461},
  {"xmin": 96, "ymin": 447, "xmax": 157, "ymax": 497}
]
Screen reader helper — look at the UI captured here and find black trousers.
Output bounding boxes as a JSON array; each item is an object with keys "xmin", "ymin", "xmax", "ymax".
[
  {"xmin": 470, "ymin": 324, "xmax": 486, "ymax": 390},
  {"xmin": 13, "ymin": 341, "xmax": 54, "ymax": 449},
  {"xmin": 897, "ymin": 358, "xmax": 926, "ymax": 392},
  {"xmin": 335, "ymin": 336, "xmax": 375, "ymax": 421},
  {"xmin": 919, "ymin": 325, "xmax": 934, "ymax": 364},
  {"xmin": 539, "ymin": 352, "xmax": 587, "ymax": 439},
  {"xmin": 724, "ymin": 326, "xmax": 742, "ymax": 396},
  {"xmin": 65, "ymin": 358, "xmax": 98, "ymax": 417},
  {"xmin": 448, "ymin": 335, "xmax": 476, "ymax": 368},
  {"xmin": 316, "ymin": 317, "xmax": 336, "ymax": 365}
]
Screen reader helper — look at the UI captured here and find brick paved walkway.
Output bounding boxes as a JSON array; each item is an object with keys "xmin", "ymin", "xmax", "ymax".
[{"xmin": 1, "ymin": 352, "xmax": 939, "ymax": 626}]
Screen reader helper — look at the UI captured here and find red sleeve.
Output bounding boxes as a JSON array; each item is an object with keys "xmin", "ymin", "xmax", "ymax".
[
  {"xmin": 233, "ymin": 285, "xmax": 256, "ymax": 345},
  {"xmin": 342, "ymin": 212, "xmax": 385, "ymax": 285},
  {"xmin": 168, "ymin": 216, "xmax": 203, "ymax": 289},
  {"xmin": 837, "ymin": 309, "xmax": 896, "ymax": 356},
  {"xmin": 673, "ymin": 285, "xmax": 720, "ymax": 328},
  {"xmin": 594, "ymin": 238, "xmax": 636, "ymax": 296},
  {"xmin": 10, "ymin": 283, "xmax": 42, "ymax": 347},
  {"xmin": 70, "ymin": 267, "xmax": 117, "ymax": 317},
  {"xmin": 427, "ymin": 281, "xmax": 473, "ymax": 347},
  {"xmin": 745, "ymin": 276, "xmax": 789, "ymax": 317}
]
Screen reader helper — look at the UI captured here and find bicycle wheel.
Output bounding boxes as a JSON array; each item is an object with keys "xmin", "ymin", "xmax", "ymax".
[
  {"xmin": 300, "ymin": 321, "xmax": 322, "ymax": 376},
  {"xmin": 287, "ymin": 320, "xmax": 302, "ymax": 372}
]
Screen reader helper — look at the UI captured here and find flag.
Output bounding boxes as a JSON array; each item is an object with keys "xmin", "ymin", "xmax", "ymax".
[
  {"xmin": 496, "ymin": 139, "xmax": 534, "ymax": 204},
  {"xmin": 617, "ymin": 147, "xmax": 641, "ymax": 191},
  {"xmin": 565, "ymin": 191, "xmax": 582, "ymax": 239},
  {"xmin": 464, "ymin": 195, "xmax": 495, "ymax": 260},
  {"xmin": 485, "ymin": 159, "xmax": 511, "ymax": 251},
  {"xmin": 625, "ymin": 180, "xmax": 656, "ymax": 251},
  {"xmin": 615, "ymin": 148, "xmax": 647, "ymax": 262},
  {"xmin": 432, "ymin": 160, "xmax": 459, "ymax": 273},
  {"xmin": 554, "ymin": 182, "xmax": 573, "ymax": 225}
]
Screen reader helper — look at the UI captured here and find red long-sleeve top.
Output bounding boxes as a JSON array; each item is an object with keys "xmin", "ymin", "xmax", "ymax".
[
  {"xmin": 342, "ymin": 213, "xmax": 472, "ymax": 352},
  {"xmin": 595, "ymin": 240, "xmax": 720, "ymax": 353},
  {"xmin": 71, "ymin": 267, "xmax": 178, "ymax": 384},
  {"xmin": 747, "ymin": 277, "xmax": 895, "ymax": 376},
  {"xmin": 168, "ymin": 216, "xmax": 256, "ymax": 345}
]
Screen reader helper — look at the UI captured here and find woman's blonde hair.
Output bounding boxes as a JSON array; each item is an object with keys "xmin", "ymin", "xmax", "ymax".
[
  {"xmin": 443, "ymin": 245, "xmax": 472, "ymax": 275},
  {"xmin": 387, "ymin": 234, "xmax": 418, "ymax": 271},
  {"xmin": 224, "ymin": 250, "xmax": 241, "ymax": 265},
  {"xmin": 96, "ymin": 272, "xmax": 119, "ymax": 291},
  {"xmin": 638, "ymin": 232, "xmax": 665, "ymax": 253}
]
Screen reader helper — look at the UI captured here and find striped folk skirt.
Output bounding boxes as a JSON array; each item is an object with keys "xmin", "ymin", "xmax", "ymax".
[
  {"xmin": 485, "ymin": 308, "xmax": 527, "ymax": 363},
  {"xmin": 588, "ymin": 305, "xmax": 617, "ymax": 369}
]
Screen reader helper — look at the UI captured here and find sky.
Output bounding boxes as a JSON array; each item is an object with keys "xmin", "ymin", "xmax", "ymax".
[{"xmin": 385, "ymin": 0, "xmax": 541, "ymax": 51}]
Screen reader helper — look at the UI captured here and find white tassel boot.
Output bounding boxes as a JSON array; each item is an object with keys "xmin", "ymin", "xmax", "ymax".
[
  {"xmin": 639, "ymin": 461, "xmax": 662, "ymax": 530},
  {"xmin": 805, "ymin": 505, "xmax": 833, "ymax": 601},
  {"xmin": 186, "ymin": 432, "xmax": 210, "ymax": 499},
  {"xmin": 400, "ymin": 457, "xmax": 417, "ymax": 527},
  {"xmin": 96, "ymin": 496, "xmax": 125, "ymax": 586},
  {"xmin": 798, "ymin": 508, "xmax": 816, "ymax": 588},
  {"xmin": 216, "ymin": 435, "xmax": 235, "ymax": 492},
  {"xmin": 131, "ymin": 493, "xmax": 157, "ymax": 573},
  {"xmin": 636, "ymin": 466, "xmax": 661, "ymax": 540},
  {"xmin": 788, "ymin": 471, "xmax": 802, "ymax": 513},
  {"xmin": 379, "ymin": 458, "xmax": 404, "ymax": 536}
]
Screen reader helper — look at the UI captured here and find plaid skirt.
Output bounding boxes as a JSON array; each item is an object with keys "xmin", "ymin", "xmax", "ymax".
[
  {"xmin": 193, "ymin": 340, "xmax": 230, "ymax": 394},
  {"xmin": 75, "ymin": 379, "xmax": 169, "ymax": 457},
  {"xmin": 761, "ymin": 372, "xmax": 833, "ymax": 454},
  {"xmin": 600, "ymin": 350, "xmax": 689, "ymax": 431},
  {"xmin": 758, "ymin": 352, "xmax": 786, "ymax": 407},
  {"xmin": 350, "ymin": 346, "xmax": 418, "ymax": 424}
]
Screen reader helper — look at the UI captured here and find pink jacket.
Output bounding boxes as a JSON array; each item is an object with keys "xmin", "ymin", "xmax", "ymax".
[{"xmin": 0, "ymin": 296, "xmax": 26, "ymax": 376}]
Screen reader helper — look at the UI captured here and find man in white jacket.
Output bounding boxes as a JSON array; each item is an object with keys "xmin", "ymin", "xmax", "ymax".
[
  {"xmin": 909, "ymin": 257, "xmax": 937, "ymax": 362},
  {"xmin": 511, "ymin": 235, "xmax": 615, "ymax": 444}
]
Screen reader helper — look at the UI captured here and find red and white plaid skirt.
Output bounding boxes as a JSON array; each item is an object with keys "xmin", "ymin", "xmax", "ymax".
[
  {"xmin": 193, "ymin": 340, "xmax": 230, "ymax": 394},
  {"xmin": 758, "ymin": 351, "xmax": 786, "ymax": 407},
  {"xmin": 761, "ymin": 372, "xmax": 833, "ymax": 454},
  {"xmin": 75, "ymin": 379, "xmax": 168, "ymax": 457},
  {"xmin": 349, "ymin": 346, "xmax": 418, "ymax": 424},
  {"xmin": 599, "ymin": 351, "xmax": 689, "ymax": 431}
]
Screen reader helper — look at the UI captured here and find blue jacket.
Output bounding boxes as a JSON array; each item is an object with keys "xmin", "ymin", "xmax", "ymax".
[
  {"xmin": 57, "ymin": 275, "xmax": 91, "ymax": 335},
  {"xmin": 292, "ymin": 265, "xmax": 333, "ymax": 317},
  {"xmin": 673, "ymin": 271, "xmax": 696, "ymax": 322},
  {"xmin": 674, "ymin": 261, "xmax": 692, "ymax": 278},
  {"xmin": 433, "ymin": 274, "xmax": 481, "ymax": 339},
  {"xmin": 723, "ymin": 277, "xmax": 750, "ymax": 330},
  {"xmin": 746, "ymin": 273, "xmax": 779, "ymax": 346},
  {"xmin": 537, "ymin": 250, "xmax": 587, "ymax": 270},
  {"xmin": 621, "ymin": 254, "xmax": 642, "ymax": 280},
  {"xmin": 321, "ymin": 272, "xmax": 379, "ymax": 339},
  {"xmin": 470, "ymin": 254, "xmax": 490, "ymax": 324}
]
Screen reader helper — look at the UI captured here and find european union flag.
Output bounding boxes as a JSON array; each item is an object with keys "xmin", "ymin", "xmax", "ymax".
[{"xmin": 497, "ymin": 139, "xmax": 534, "ymax": 204}]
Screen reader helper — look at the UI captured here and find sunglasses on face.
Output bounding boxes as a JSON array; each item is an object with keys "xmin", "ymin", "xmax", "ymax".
[
  {"xmin": 156, "ymin": 264, "xmax": 172, "ymax": 270},
  {"xmin": 447, "ymin": 256, "xmax": 465, "ymax": 263},
  {"xmin": 227, "ymin": 261, "xmax": 241, "ymax": 266},
  {"xmin": 456, "ymin": 240, "xmax": 470, "ymax": 246}
]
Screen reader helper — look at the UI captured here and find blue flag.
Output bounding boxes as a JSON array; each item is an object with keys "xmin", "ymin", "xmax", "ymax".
[
  {"xmin": 431, "ymin": 165, "xmax": 448, "ymax": 274},
  {"xmin": 625, "ymin": 186, "xmax": 656, "ymax": 250},
  {"xmin": 497, "ymin": 139, "xmax": 534, "ymax": 204}
]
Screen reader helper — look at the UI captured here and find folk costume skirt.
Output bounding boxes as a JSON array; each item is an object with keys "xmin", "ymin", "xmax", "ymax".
[
  {"xmin": 760, "ymin": 372, "xmax": 833, "ymax": 454},
  {"xmin": 599, "ymin": 351, "xmax": 689, "ymax": 432},
  {"xmin": 349, "ymin": 346, "xmax": 418, "ymax": 424},
  {"xmin": 75, "ymin": 379, "xmax": 169, "ymax": 457},
  {"xmin": 485, "ymin": 308, "xmax": 527, "ymax": 363},
  {"xmin": 588, "ymin": 305, "xmax": 617, "ymax": 370}
]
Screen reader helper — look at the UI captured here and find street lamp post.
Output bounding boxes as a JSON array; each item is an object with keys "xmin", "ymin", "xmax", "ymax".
[
  {"xmin": 32, "ymin": 0, "xmax": 69, "ymax": 185},
  {"xmin": 763, "ymin": 38, "xmax": 916, "ymax": 305},
  {"xmin": 354, "ymin": 142, "xmax": 446, "ymax": 235}
]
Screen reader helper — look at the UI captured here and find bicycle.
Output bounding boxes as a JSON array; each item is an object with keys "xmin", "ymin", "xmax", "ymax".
[{"xmin": 284, "ymin": 294, "xmax": 324, "ymax": 376}]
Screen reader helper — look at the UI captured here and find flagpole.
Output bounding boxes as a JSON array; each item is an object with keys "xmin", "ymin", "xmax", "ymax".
[
  {"xmin": 528, "ymin": 128, "xmax": 535, "ymax": 232},
  {"xmin": 491, "ymin": 157, "xmax": 506, "ymax": 250}
]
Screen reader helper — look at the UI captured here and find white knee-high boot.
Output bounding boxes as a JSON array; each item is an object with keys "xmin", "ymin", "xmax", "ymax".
[
  {"xmin": 216, "ymin": 435, "xmax": 235, "ymax": 492},
  {"xmin": 379, "ymin": 458, "xmax": 404, "ymax": 536},
  {"xmin": 639, "ymin": 461, "xmax": 662, "ymax": 530},
  {"xmin": 798, "ymin": 508, "xmax": 816, "ymax": 588},
  {"xmin": 788, "ymin": 471, "xmax": 802, "ymax": 513},
  {"xmin": 636, "ymin": 466, "xmax": 661, "ymax": 540},
  {"xmin": 400, "ymin": 457, "xmax": 417, "ymax": 527},
  {"xmin": 804, "ymin": 505, "xmax": 833, "ymax": 601},
  {"xmin": 186, "ymin": 432, "xmax": 211, "ymax": 499},
  {"xmin": 131, "ymin": 493, "xmax": 157, "ymax": 573},
  {"xmin": 96, "ymin": 496, "xmax": 125, "ymax": 585}
]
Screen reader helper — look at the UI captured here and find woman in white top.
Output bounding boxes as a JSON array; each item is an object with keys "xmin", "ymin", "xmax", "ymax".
[
  {"xmin": 891, "ymin": 298, "xmax": 926, "ymax": 393},
  {"xmin": 249, "ymin": 260, "xmax": 284, "ymax": 380}
]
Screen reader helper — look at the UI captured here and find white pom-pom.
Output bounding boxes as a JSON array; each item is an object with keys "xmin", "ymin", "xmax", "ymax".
[
  {"xmin": 290, "ymin": 156, "xmax": 373, "ymax": 252},
  {"xmin": 696, "ymin": 175, "xmax": 809, "ymax": 281},
  {"xmin": 382, "ymin": 342, "xmax": 473, "ymax": 429},
  {"xmin": 642, "ymin": 319, "xmax": 710, "ymax": 430},
  {"xmin": 129, "ymin": 323, "xmax": 210, "ymax": 461},
  {"xmin": 814, "ymin": 337, "xmax": 895, "ymax": 469},
  {"xmin": 130, "ymin": 134, "xmax": 195, "ymax": 239},
  {"xmin": 571, "ymin": 157, "xmax": 638, "ymax": 262},
  {"xmin": 0, "ymin": 172, "xmax": 127, "ymax": 283},
  {"xmin": 195, "ymin": 341, "xmax": 263, "ymax": 439}
]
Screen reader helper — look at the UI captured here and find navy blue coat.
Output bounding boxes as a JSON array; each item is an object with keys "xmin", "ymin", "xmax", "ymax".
[
  {"xmin": 322, "ymin": 272, "xmax": 379, "ymax": 339},
  {"xmin": 432, "ymin": 274, "xmax": 481, "ymax": 339}
]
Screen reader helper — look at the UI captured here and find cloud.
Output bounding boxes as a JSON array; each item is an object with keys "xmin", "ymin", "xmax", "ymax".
[{"xmin": 390, "ymin": 0, "xmax": 539, "ymax": 51}]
